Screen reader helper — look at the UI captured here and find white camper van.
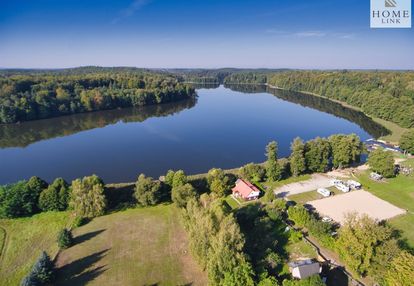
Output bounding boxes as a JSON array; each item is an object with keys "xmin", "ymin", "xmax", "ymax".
[{"xmin": 317, "ymin": 188, "xmax": 331, "ymax": 197}]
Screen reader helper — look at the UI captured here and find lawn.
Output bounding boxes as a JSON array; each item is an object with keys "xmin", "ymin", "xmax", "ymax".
[
  {"xmin": 0, "ymin": 211, "xmax": 70, "ymax": 285},
  {"xmin": 286, "ymin": 239, "xmax": 317, "ymax": 261},
  {"xmin": 356, "ymin": 159, "xmax": 414, "ymax": 247},
  {"xmin": 54, "ymin": 204, "xmax": 206, "ymax": 286}
]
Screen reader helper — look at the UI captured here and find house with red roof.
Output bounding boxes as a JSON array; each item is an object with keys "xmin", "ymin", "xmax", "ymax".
[{"xmin": 232, "ymin": 178, "xmax": 261, "ymax": 200}]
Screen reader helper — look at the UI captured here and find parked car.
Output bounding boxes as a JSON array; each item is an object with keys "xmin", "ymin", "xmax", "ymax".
[
  {"xmin": 347, "ymin": 180, "xmax": 361, "ymax": 189},
  {"xmin": 317, "ymin": 188, "xmax": 331, "ymax": 197},
  {"xmin": 322, "ymin": 216, "xmax": 333, "ymax": 223},
  {"xmin": 333, "ymin": 180, "xmax": 350, "ymax": 192}
]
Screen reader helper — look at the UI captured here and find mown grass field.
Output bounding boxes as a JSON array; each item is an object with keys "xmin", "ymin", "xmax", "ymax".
[
  {"xmin": 55, "ymin": 204, "xmax": 206, "ymax": 286},
  {"xmin": 0, "ymin": 211, "xmax": 70, "ymax": 285},
  {"xmin": 356, "ymin": 159, "xmax": 414, "ymax": 247}
]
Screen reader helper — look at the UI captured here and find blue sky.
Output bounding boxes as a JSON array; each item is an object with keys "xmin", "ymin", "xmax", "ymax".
[{"xmin": 0, "ymin": 0, "xmax": 413, "ymax": 69}]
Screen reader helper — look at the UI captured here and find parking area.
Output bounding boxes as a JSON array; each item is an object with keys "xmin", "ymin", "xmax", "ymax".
[
  {"xmin": 274, "ymin": 174, "xmax": 333, "ymax": 197},
  {"xmin": 308, "ymin": 190, "xmax": 406, "ymax": 224}
]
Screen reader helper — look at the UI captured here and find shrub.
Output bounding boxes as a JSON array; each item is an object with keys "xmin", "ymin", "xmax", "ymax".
[
  {"xmin": 171, "ymin": 183, "xmax": 196, "ymax": 208},
  {"xmin": 57, "ymin": 228, "xmax": 73, "ymax": 249},
  {"xmin": 239, "ymin": 163, "xmax": 266, "ymax": 182},
  {"xmin": 134, "ymin": 174, "xmax": 162, "ymax": 206},
  {"xmin": 20, "ymin": 251, "xmax": 54, "ymax": 286}
]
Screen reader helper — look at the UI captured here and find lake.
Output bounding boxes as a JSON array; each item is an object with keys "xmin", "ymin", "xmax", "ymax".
[{"xmin": 0, "ymin": 85, "xmax": 388, "ymax": 184}]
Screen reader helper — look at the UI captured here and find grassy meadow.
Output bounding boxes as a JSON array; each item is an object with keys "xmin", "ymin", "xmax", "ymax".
[
  {"xmin": 0, "ymin": 211, "xmax": 70, "ymax": 285},
  {"xmin": 54, "ymin": 204, "xmax": 206, "ymax": 286}
]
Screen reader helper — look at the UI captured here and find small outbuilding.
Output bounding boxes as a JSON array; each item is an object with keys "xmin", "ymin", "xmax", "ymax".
[
  {"xmin": 288, "ymin": 259, "xmax": 321, "ymax": 280},
  {"xmin": 232, "ymin": 178, "xmax": 261, "ymax": 200}
]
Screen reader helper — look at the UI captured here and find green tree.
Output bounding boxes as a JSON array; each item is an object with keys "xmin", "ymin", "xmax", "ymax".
[
  {"xmin": 172, "ymin": 170, "xmax": 187, "ymax": 188},
  {"xmin": 239, "ymin": 163, "xmax": 266, "ymax": 182},
  {"xmin": 207, "ymin": 168, "xmax": 231, "ymax": 197},
  {"xmin": 399, "ymin": 129, "xmax": 414, "ymax": 154},
  {"xmin": 290, "ymin": 137, "xmax": 306, "ymax": 176},
  {"xmin": 57, "ymin": 228, "xmax": 73, "ymax": 249},
  {"xmin": 21, "ymin": 251, "xmax": 54, "ymax": 286},
  {"xmin": 368, "ymin": 148, "xmax": 395, "ymax": 177},
  {"xmin": 385, "ymin": 251, "xmax": 414, "ymax": 286},
  {"xmin": 282, "ymin": 275, "xmax": 324, "ymax": 286},
  {"xmin": 266, "ymin": 141, "xmax": 282, "ymax": 181},
  {"xmin": 39, "ymin": 178, "xmax": 70, "ymax": 211},
  {"xmin": 336, "ymin": 214, "xmax": 394, "ymax": 276},
  {"xmin": 134, "ymin": 174, "xmax": 162, "ymax": 206},
  {"xmin": 70, "ymin": 175, "xmax": 107, "ymax": 218},
  {"xmin": 329, "ymin": 134, "xmax": 363, "ymax": 168},
  {"xmin": 305, "ymin": 137, "xmax": 331, "ymax": 172},
  {"xmin": 171, "ymin": 183, "xmax": 196, "ymax": 208},
  {"xmin": 0, "ymin": 177, "xmax": 47, "ymax": 218},
  {"xmin": 287, "ymin": 205, "xmax": 311, "ymax": 227}
]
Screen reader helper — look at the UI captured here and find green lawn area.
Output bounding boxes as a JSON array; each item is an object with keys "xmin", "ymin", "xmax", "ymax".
[
  {"xmin": 287, "ymin": 186, "xmax": 348, "ymax": 204},
  {"xmin": 0, "ymin": 211, "xmax": 70, "ymax": 285},
  {"xmin": 356, "ymin": 159, "xmax": 414, "ymax": 247},
  {"xmin": 373, "ymin": 117, "xmax": 408, "ymax": 143},
  {"xmin": 263, "ymin": 174, "xmax": 312, "ymax": 190},
  {"xmin": 54, "ymin": 204, "xmax": 206, "ymax": 286},
  {"xmin": 286, "ymin": 239, "xmax": 317, "ymax": 261},
  {"xmin": 224, "ymin": 195, "xmax": 240, "ymax": 210}
]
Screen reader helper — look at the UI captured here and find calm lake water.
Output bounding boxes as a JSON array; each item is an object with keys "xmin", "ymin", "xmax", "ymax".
[{"xmin": 0, "ymin": 85, "xmax": 388, "ymax": 184}]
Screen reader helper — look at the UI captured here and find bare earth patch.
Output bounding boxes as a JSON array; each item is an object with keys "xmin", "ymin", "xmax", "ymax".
[{"xmin": 308, "ymin": 190, "xmax": 406, "ymax": 224}]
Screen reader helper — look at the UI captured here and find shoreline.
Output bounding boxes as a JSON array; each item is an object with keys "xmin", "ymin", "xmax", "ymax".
[{"xmin": 265, "ymin": 83, "xmax": 408, "ymax": 143}]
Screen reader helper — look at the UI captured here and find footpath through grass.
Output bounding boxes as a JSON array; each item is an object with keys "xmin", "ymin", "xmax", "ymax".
[
  {"xmin": 0, "ymin": 211, "xmax": 70, "ymax": 285},
  {"xmin": 55, "ymin": 204, "xmax": 206, "ymax": 286}
]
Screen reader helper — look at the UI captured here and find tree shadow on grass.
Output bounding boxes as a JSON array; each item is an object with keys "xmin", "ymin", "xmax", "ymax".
[
  {"xmin": 74, "ymin": 229, "xmax": 106, "ymax": 245},
  {"xmin": 55, "ymin": 249, "xmax": 109, "ymax": 286}
]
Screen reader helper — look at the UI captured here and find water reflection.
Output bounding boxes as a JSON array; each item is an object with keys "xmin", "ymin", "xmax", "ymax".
[
  {"xmin": 0, "ymin": 97, "xmax": 197, "ymax": 148},
  {"xmin": 225, "ymin": 84, "xmax": 389, "ymax": 139}
]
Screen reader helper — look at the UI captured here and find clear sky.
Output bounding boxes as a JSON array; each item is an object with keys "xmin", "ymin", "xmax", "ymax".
[{"xmin": 0, "ymin": 0, "xmax": 413, "ymax": 69}]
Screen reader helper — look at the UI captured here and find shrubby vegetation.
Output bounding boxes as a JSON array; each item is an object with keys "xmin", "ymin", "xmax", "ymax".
[
  {"xmin": 368, "ymin": 148, "xmax": 395, "ymax": 177},
  {"xmin": 181, "ymin": 195, "xmax": 255, "ymax": 285},
  {"xmin": 399, "ymin": 129, "xmax": 414, "ymax": 154},
  {"xmin": 57, "ymin": 228, "xmax": 73, "ymax": 249},
  {"xmin": 20, "ymin": 251, "xmax": 54, "ymax": 286},
  {"xmin": 239, "ymin": 163, "xmax": 266, "ymax": 182},
  {"xmin": 39, "ymin": 178, "xmax": 70, "ymax": 211},
  {"xmin": 134, "ymin": 174, "xmax": 163, "ymax": 206},
  {"xmin": 0, "ymin": 68, "xmax": 195, "ymax": 123},
  {"xmin": 0, "ymin": 177, "xmax": 47, "ymax": 218},
  {"xmin": 268, "ymin": 71, "xmax": 414, "ymax": 128}
]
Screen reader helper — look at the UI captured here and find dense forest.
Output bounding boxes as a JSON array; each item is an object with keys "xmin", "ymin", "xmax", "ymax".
[
  {"xmin": 0, "ymin": 68, "xmax": 195, "ymax": 123},
  {"xmin": 268, "ymin": 71, "xmax": 414, "ymax": 128}
]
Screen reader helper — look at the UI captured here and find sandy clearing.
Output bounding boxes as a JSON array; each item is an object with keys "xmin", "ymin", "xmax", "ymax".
[
  {"xmin": 308, "ymin": 190, "xmax": 406, "ymax": 224},
  {"xmin": 274, "ymin": 174, "xmax": 333, "ymax": 197}
]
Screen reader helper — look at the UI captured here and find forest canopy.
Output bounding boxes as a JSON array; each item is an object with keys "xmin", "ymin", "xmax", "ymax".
[{"xmin": 0, "ymin": 68, "xmax": 195, "ymax": 123}]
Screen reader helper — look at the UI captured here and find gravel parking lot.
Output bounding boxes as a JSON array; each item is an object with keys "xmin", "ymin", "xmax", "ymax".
[
  {"xmin": 274, "ymin": 174, "xmax": 333, "ymax": 197},
  {"xmin": 308, "ymin": 190, "xmax": 406, "ymax": 224}
]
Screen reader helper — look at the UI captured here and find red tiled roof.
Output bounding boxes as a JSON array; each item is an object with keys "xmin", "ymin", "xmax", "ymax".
[{"xmin": 232, "ymin": 178, "xmax": 260, "ymax": 199}]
